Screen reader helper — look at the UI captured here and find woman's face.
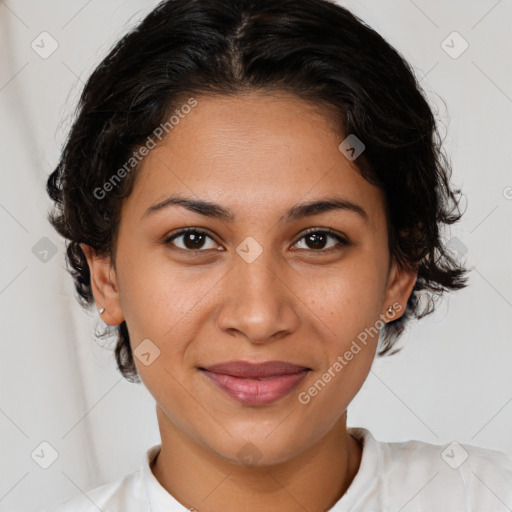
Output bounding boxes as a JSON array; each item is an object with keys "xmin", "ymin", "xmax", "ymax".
[{"xmin": 85, "ymin": 91, "xmax": 416, "ymax": 465}]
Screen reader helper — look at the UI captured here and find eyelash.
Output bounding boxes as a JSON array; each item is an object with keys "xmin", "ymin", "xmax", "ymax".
[{"xmin": 163, "ymin": 227, "xmax": 350, "ymax": 253}]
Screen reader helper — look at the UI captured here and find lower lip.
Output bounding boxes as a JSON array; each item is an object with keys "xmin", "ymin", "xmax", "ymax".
[{"xmin": 201, "ymin": 369, "xmax": 309, "ymax": 405}]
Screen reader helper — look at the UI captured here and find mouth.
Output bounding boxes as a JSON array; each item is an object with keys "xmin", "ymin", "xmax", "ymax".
[{"xmin": 198, "ymin": 360, "xmax": 311, "ymax": 406}]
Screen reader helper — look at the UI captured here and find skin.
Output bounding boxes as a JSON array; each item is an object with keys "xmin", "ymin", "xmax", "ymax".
[{"xmin": 82, "ymin": 91, "xmax": 417, "ymax": 512}]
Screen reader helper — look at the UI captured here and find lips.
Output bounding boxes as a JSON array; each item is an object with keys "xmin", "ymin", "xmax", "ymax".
[
  {"xmin": 201, "ymin": 360, "xmax": 310, "ymax": 378},
  {"xmin": 199, "ymin": 360, "xmax": 311, "ymax": 405}
]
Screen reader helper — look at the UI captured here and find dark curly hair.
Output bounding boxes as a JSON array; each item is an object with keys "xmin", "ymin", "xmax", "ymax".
[{"xmin": 47, "ymin": 0, "xmax": 469, "ymax": 384}]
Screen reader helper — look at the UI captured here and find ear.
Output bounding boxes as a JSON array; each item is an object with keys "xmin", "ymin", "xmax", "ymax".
[
  {"xmin": 381, "ymin": 257, "xmax": 417, "ymax": 322},
  {"xmin": 80, "ymin": 243, "xmax": 124, "ymax": 325}
]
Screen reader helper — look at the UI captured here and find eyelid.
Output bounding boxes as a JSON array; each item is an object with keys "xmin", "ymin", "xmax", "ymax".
[{"xmin": 296, "ymin": 226, "xmax": 347, "ymax": 240}]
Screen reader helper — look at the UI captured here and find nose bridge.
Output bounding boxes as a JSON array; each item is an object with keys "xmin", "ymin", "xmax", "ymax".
[
  {"xmin": 216, "ymin": 246, "xmax": 299, "ymax": 342},
  {"xmin": 236, "ymin": 251, "xmax": 278, "ymax": 303}
]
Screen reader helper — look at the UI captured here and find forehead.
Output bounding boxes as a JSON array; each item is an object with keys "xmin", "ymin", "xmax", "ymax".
[{"xmin": 121, "ymin": 91, "xmax": 385, "ymax": 228}]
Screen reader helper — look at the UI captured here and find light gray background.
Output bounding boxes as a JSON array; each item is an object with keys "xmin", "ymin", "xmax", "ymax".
[{"xmin": 1, "ymin": 1, "xmax": 511, "ymax": 511}]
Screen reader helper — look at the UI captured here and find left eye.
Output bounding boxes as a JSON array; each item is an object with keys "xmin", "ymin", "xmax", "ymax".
[{"xmin": 292, "ymin": 229, "xmax": 348, "ymax": 251}]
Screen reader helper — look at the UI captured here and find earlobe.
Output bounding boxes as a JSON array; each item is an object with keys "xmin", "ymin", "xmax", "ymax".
[
  {"xmin": 382, "ymin": 259, "xmax": 417, "ymax": 321},
  {"xmin": 79, "ymin": 243, "xmax": 124, "ymax": 325}
]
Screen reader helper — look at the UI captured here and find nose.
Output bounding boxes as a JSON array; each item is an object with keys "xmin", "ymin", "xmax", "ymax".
[{"xmin": 215, "ymin": 249, "xmax": 301, "ymax": 345}]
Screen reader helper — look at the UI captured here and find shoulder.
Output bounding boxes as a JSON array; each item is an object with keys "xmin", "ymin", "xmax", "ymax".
[
  {"xmin": 39, "ymin": 468, "xmax": 146, "ymax": 512},
  {"xmin": 39, "ymin": 444, "xmax": 163, "ymax": 512},
  {"xmin": 380, "ymin": 432, "xmax": 512, "ymax": 507},
  {"xmin": 382, "ymin": 433, "xmax": 512, "ymax": 477},
  {"xmin": 351, "ymin": 427, "xmax": 512, "ymax": 509}
]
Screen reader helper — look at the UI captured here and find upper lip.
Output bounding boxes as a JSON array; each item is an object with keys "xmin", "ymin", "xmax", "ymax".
[{"xmin": 200, "ymin": 360, "xmax": 310, "ymax": 378}]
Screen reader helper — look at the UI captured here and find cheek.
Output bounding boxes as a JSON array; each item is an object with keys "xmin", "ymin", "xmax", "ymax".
[
  {"xmin": 135, "ymin": 358, "xmax": 205, "ymax": 443},
  {"xmin": 293, "ymin": 341, "xmax": 376, "ymax": 447},
  {"xmin": 117, "ymin": 246, "xmax": 216, "ymax": 339},
  {"xmin": 296, "ymin": 261, "xmax": 383, "ymax": 403},
  {"xmin": 302, "ymin": 259, "xmax": 386, "ymax": 339}
]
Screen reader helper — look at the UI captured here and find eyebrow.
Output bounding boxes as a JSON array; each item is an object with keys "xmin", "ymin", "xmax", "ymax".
[{"xmin": 141, "ymin": 195, "xmax": 368, "ymax": 223}]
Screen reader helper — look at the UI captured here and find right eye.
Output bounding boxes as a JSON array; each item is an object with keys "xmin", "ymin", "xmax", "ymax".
[{"xmin": 164, "ymin": 228, "xmax": 220, "ymax": 252}]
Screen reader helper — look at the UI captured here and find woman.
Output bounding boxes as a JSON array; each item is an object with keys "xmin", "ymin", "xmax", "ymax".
[{"xmin": 42, "ymin": 0, "xmax": 512, "ymax": 510}]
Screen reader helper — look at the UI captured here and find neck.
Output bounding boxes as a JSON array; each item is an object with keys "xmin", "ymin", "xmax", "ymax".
[{"xmin": 151, "ymin": 406, "xmax": 362, "ymax": 512}]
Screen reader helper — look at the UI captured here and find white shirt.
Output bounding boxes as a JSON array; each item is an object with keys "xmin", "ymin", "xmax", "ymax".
[{"xmin": 41, "ymin": 427, "xmax": 512, "ymax": 511}]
